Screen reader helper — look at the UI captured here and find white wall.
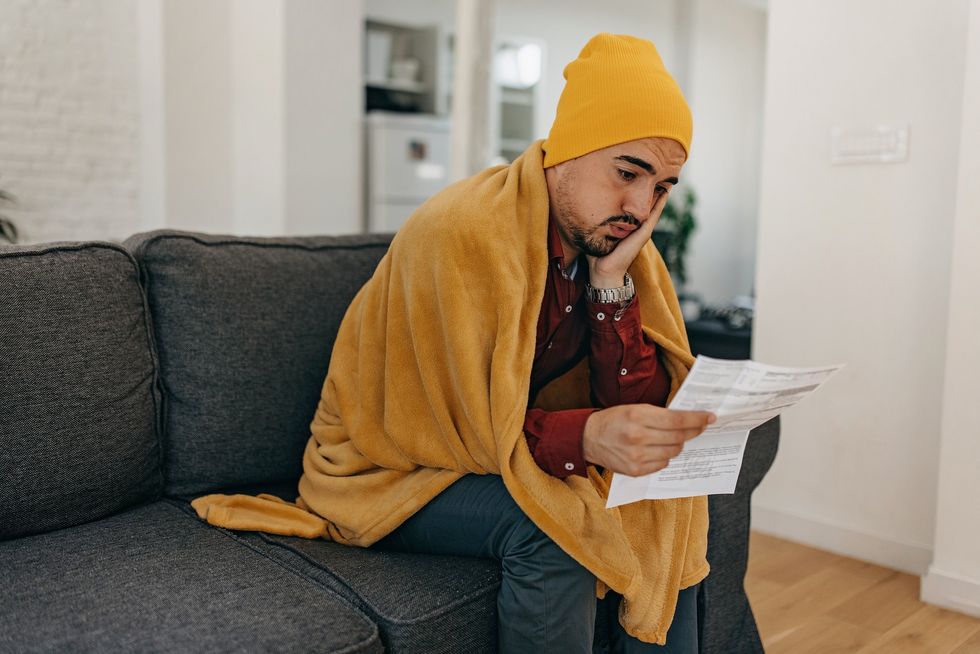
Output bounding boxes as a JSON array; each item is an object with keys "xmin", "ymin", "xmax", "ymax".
[
  {"xmin": 284, "ymin": 0, "xmax": 363, "ymax": 235},
  {"xmin": 231, "ymin": 0, "xmax": 285, "ymax": 236},
  {"xmin": 158, "ymin": 0, "xmax": 363, "ymax": 236},
  {"xmin": 923, "ymin": 0, "xmax": 980, "ymax": 618},
  {"xmin": 138, "ymin": 0, "xmax": 166, "ymax": 234},
  {"xmin": 752, "ymin": 0, "xmax": 970, "ymax": 576},
  {"xmin": 0, "ymin": 0, "xmax": 141, "ymax": 244},
  {"xmin": 682, "ymin": 0, "xmax": 767, "ymax": 304},
  {"xmin": 161, "ymin": 0, "xmax": 235, "ymax": 234}
]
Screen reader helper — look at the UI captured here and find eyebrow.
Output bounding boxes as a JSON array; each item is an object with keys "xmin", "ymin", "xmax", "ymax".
[{"xmin": 614, "ymin": 155, "xmax": 679, "ymax": 185}]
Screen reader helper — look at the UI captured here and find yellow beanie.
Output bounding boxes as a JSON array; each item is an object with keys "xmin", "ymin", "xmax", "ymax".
[{"xmin": 542, "ymin": 33, "xmax": 692, "ymax": 168}]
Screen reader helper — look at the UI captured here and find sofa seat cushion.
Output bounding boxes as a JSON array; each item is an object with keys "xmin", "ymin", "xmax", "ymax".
[
  {"xmin": 246, "ymin": 532, "xmax": 500, "ymax": 654},
  {"xmin": 123, "ymin": 230, "xmax": 392, "ymax": 497},
  {"xmin": 0, "ymin": 500, "xmax": 382, "ymax": 653},
  {"xmin": 174, "ymin": 482, "xmax": 500, "ymax": 653},
  {"xmin": 0, "ymin": 241, "xmax": 164, "ymax": 541}
]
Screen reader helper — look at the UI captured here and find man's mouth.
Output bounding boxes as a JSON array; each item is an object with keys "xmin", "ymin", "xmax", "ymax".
[{"xmin": 608, "ymin": 222, "xmax": 638, "ymax": 238}]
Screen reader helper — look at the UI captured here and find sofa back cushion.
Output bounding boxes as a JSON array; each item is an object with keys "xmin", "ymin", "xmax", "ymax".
[
  {"xmin": 0, "ymin": 242, "xmax": 165, "ymax": 540},
  {"xmin": 124, "ymin": 231, "xmax": 392, "ymax": 497}
]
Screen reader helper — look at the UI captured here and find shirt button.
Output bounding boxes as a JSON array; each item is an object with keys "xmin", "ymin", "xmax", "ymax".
[
  {"xmin": 596, "ymin": 312, "xmax": 605, "ymax": 321},
  {"xmin": 620, "ymin": 368, "xmax": 628, "ymax": 376},
  {"xmin": 547, "ymin": 342, "xmax": 553, "ymax": 350},
  {"xmin": 614, "ymin": 314, "xmax": 622, "ymax": 321},
  {"xmin": 565, "ymin": 305, "xmax": 573, "ymax": 313},
  {"xmin": 564, "ymin": 462, "xmax": 575, "ymax": 471}
]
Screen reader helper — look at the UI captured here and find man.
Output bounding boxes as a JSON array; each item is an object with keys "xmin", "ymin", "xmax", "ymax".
[
  {"xmin": 364, "ymin": 34, "xmax": 714, "ymax": 652},
  {"xmin": 194, "ymin": 32, "xmax": 714, "ymax": 653}
]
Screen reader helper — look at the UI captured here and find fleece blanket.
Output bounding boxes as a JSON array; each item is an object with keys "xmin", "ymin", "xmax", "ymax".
[{"xmin": 192, "ymin": 140, "xmax": 709, "ymax": 645}]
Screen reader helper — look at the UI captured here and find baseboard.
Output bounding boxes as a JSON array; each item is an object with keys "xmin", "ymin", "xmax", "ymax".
[
  {"xmin": 922, "ymin": 567, "xmax": 980, "ymax": 619},
  {"xmin": 750, "ymin": 504, "xmax": 934, "ymax": 576}
]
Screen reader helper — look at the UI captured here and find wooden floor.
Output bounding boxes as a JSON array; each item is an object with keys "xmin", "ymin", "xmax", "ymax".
[{"xmin": 746, "ymin": 531, "xmax": 980, "ymax": 653}]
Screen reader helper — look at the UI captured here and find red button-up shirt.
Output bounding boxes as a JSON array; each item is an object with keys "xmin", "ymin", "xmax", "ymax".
[{"xmin": 524, "ymin": 217, "xmax": 672, "ymax": 478}]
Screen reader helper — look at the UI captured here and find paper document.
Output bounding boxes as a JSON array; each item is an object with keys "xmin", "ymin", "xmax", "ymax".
[{"xmin": 605, "ymin": 356, "xmax": 843, "ymax": 508}]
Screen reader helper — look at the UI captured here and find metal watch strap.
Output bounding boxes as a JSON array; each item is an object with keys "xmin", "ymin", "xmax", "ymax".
[{"xmin": 586, "ymin": 272, "xmax": 635, "ymax": 304}]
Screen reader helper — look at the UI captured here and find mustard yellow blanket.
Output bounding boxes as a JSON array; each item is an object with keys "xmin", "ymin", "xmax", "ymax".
[{"xmin": 192, "ymin": 141, "xmax": 709, "ymax": 645}]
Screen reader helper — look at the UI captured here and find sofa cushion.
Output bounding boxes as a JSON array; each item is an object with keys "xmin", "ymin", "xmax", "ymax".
[
  {"xmin": 123, "ymin": 230, "xmax": 392, "ymax": 497},
  {"xmin": 248, "ymin": 532, "xmax": 500, "ymax": 653},
  {"xmin": 0, "ymin": 500, "xmax": 382, "ymax": 653},
  {"xmin": 0, "ymin": 242, "xmax": 164, "ymax": 541}
]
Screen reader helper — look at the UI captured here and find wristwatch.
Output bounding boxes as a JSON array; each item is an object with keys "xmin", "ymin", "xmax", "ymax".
[{"xmin": 586, "ymin": 272, "xmax": 635, "ymax": 305}]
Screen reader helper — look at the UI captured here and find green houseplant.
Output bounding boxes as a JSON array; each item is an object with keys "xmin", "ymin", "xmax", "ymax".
[
  {"xmin": 652, "ymin": 186, "xmax": 697, "ymax": 287},
  {"xmin": 0, "ymin": 187, "xmax": 18, "ymax": 244}
]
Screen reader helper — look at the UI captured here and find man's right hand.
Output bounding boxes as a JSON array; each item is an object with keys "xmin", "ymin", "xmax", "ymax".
[{"xmin": 582, "ymin": 405, "xmax": 716, "ymax": 477}]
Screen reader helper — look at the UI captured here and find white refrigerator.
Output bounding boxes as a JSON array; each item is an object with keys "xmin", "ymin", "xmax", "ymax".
[{"xmin": 365, "ymin": 112, "xmax": 451, "ymax": 233}]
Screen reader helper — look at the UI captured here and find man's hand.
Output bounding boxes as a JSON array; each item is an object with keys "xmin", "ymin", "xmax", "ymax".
[
  {"xmin": 582, "ymin": 404, "xmax": 716, "ymax": 476},
  {"xmin": 586, "ymin": 190, "xmax": 670, "ymax": 289}
]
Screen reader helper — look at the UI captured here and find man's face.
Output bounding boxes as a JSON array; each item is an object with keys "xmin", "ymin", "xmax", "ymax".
[{"xmin": 546, "ymin": 137, "xmax": 686, "ymax": 259}]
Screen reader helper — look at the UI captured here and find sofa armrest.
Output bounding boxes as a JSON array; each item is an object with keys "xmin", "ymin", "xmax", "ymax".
[{"xmin": 697, "ymin": 416, "xmax": 780, "ymax": 654}]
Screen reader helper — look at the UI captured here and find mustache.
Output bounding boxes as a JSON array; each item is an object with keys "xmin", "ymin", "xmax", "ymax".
[{"xmin": 601, "ymin": 214, "xmax": 639, "ymax": 227}]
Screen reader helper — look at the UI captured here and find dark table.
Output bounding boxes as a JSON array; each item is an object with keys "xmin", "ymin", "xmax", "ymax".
[{"xmin": 684, "ymin": 318, "xmax": 752, "ymax": 360}]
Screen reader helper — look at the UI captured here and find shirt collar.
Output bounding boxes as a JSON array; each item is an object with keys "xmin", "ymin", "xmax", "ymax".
[
  {"xmin": 547, "ymin": 216, "xmax": 581, "ymax": 281},
  {"xmin": 547, "ymin": 215, "xmax": 565, "ymax": 263}
]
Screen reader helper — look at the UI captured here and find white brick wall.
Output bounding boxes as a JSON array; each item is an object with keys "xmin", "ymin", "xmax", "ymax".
[{"xmin": 0, "ymin": 0, "xmax": 140, "ymax": 244}]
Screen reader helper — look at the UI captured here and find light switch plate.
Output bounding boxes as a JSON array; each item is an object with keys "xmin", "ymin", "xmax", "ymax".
[{"xmin": 831, "ymin": 124, "xmax": 910, "ymax": 165}]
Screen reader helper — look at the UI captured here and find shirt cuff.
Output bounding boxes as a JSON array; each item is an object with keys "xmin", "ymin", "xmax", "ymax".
[
  {"xmin": 586, "ymin": 295, "xmax": 640, "ymax": 335},
  {"xmin": 585, "ymin": 295, "xmax": 640, "ymax": 333},
  {"xmin": 524, "ymin": 408, "xmax": 597, "ymax": 478}
]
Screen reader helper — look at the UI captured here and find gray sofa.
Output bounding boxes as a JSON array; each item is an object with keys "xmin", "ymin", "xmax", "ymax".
[{"xmin": 0, "ymin": 230, "xmax": 779, "ymax": 653}]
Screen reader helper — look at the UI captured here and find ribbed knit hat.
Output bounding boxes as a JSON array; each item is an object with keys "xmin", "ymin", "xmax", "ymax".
[{"xmin": 542, "ymin": 33, "xmax": 692, "ymax": 168}]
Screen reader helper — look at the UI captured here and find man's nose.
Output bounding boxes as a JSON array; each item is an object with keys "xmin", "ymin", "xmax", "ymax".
[{"xmin": 624, "ymin": 185, "xmax": 656, "ymax": 218}]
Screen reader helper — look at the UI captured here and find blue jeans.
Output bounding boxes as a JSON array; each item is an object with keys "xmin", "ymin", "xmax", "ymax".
[{"xmin": 372, "ymin": 473, "xmax": 699, "ymax": 653}]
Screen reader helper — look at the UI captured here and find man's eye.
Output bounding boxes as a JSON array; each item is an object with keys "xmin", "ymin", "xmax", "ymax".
[
  {"xmin": 656, "ymin": 185, "xmax": 669, "ymax": 194},
  {"xmin": 618, "ymin": 169, "xmax": 636, "ymax": 181}
]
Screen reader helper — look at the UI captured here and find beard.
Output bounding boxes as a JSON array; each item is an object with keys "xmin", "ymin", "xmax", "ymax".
[
  {"xmin": 566, "ymin": 221, "xmax": 619, "ymax": 257},
  {"xmin": 554, "ymin": 172, "xmax": 638, "ymax": 258}
]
